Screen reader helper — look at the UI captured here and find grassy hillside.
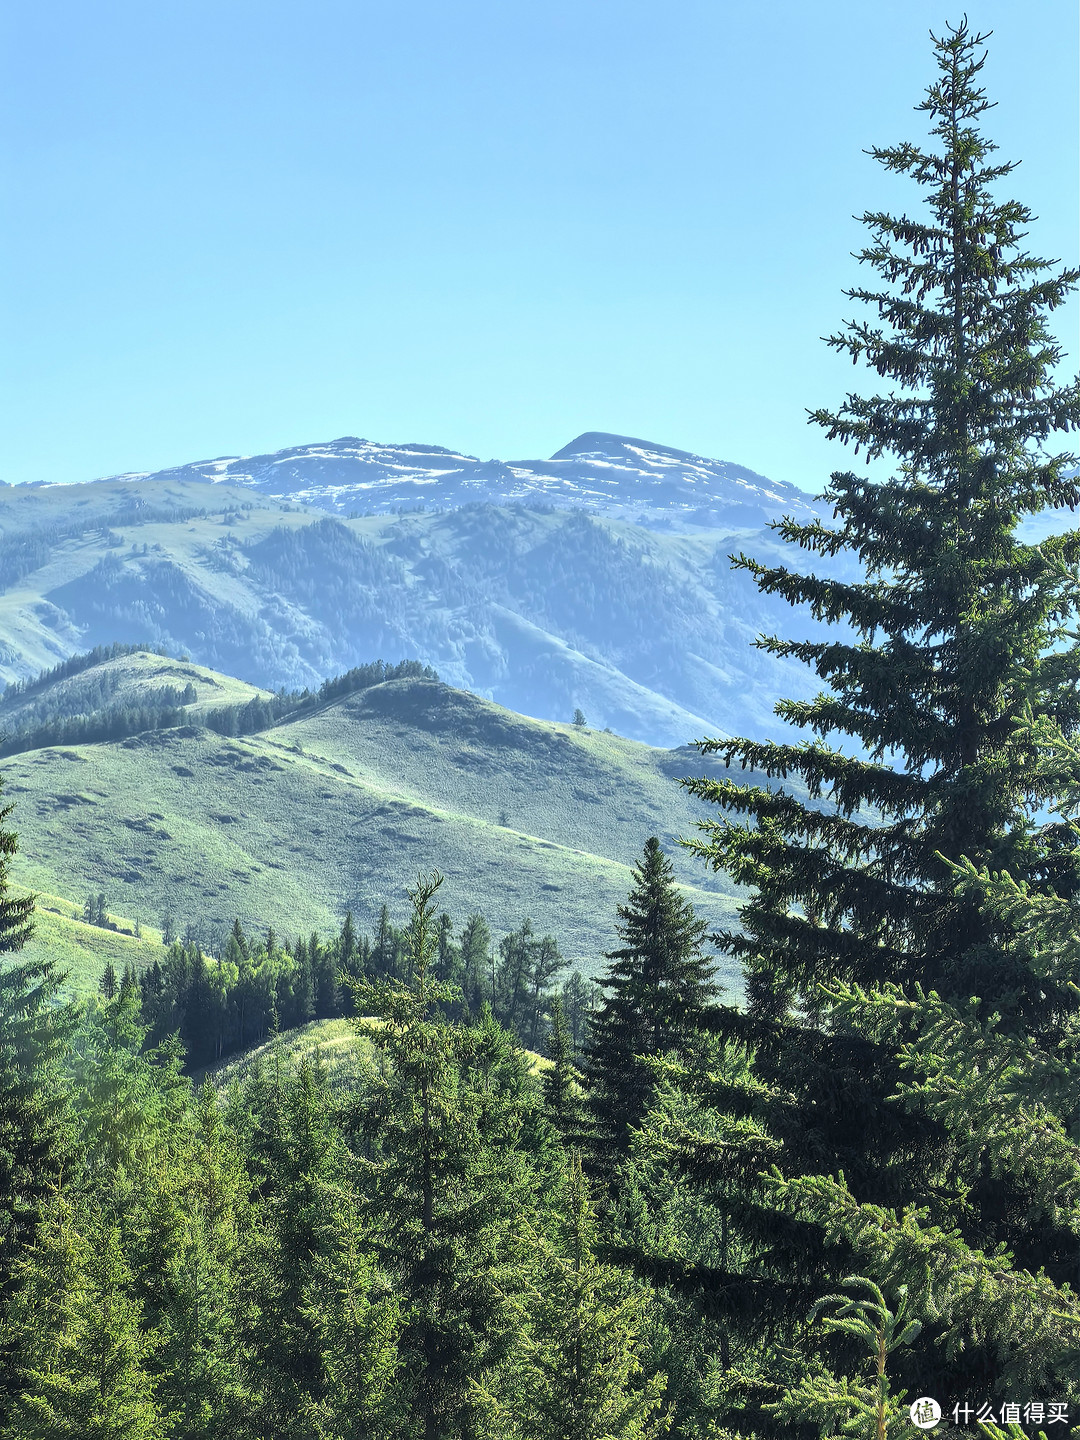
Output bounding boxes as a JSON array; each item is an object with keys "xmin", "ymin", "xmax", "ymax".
[
  {"xmin": 201, "ymin": 1019, "xmax": 376, "ymax": 1093},
  {"xmin": 16, "ymin": 892, "xmax": 168, "ymax": 1000},
  {"xmin": 3, "ymin": 656, "xmax": 746, "ymax": 996},
  {"xmin": 201, "ymin": 1016, "xmax": 549, "ymax": 1095}
]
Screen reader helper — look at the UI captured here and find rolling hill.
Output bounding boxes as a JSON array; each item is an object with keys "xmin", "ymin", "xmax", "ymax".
[{"xmin": 2, "ymin": 651, "xmax": 748, "ymax": 993}]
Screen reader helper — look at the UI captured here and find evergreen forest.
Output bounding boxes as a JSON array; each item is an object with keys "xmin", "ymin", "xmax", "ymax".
[{"xmin": 1, "ymin": 26, "xmax": 1078, "ymax": 1440}]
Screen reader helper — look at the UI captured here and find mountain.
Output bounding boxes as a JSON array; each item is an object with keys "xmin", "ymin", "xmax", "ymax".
[
  {"xmin": 93, "ymin": 430, "xmax": 827, "ymax": 531},
  {"xmin": 3, "ymin": 651, "xmax": 746, "ymax": 987},
  {"xmin": 0, "ymin": 461, "xmax": 840, "ymax": 744}
]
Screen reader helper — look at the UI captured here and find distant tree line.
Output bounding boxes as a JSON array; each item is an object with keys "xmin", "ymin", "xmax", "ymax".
[
  {"xmin": 0, "ymin": 651, "xmax": 438, "ymax": 756},
  {"xmin": 127, "ymin": 904, "xmax": 599, "ymax": 1071},
  {"xmin": 201, "ymin": 658, "xmax": 438, "ymax": 738},
  {"xmin": 0, "ymin": 641, "xmax": 171, "ymax": 702},
  {"xmin": 0, "ymin": 684, "xmax": 198, "ymax": 757}
]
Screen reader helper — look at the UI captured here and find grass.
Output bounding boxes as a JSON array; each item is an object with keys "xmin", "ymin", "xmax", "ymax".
[
  {"xmin": 201, "ymin": 1017, "xmax": 549, "ymax": 1095},
  {"xmin": 201, "ymin": 1018, "xmax": 377, "ymax": 1093},
  {"xmin": 3, "ymin": 661, "xmax": 746, "ymax": 1000},
  {"xmin": 16, "ymin": 891, "xmax": 168, "ymax": 1000}
]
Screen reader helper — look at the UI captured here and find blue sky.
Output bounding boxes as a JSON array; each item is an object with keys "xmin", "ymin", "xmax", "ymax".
[{"xmin": 2, "ymin": 0, "xmax": 1076, "ymax": 491}]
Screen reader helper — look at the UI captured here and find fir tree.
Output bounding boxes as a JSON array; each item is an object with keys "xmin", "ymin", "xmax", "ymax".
[
  {"xmin": 434, "ymin": 912, "xmax": 462, "ymax": 994},
  {"xmin": 241, "ymin": 1058, "xmax": 346, "ymax": 1434},
  {"xmin": 349, "ymin": 873, "xmax": 535, "ymax": 1440},
  {"xmin": 642, "ymin": 24, "xmax": 1080, "ymax": 1427},
  {"xmin": 296, "ymin": 1183, "xmax": 403, "ymax": 1440},
  {"xmin": 10, "ymin": 1220, "xmax": 164, "ymax": 1440},
  {"xmin": 0, "ymin": 779, "xmax": 74, "ymax": 1404},
  {"xmin": 368, "ymin": 905, "xmax": 396, "ymax": 983},
  {"xmin": 517, "ymin": 1153, "xmax": 666, "ymax": 1440},
  {"xmin": 583, "ymin": 836, "xmax": 715, "ymax": 1158},
  {"xmin": 151, "ymin": 1083, "xmax": 253, "ymax": 1438},
  {"xmin": 542, "ymin": 994, "xmax": 584, "ymax": 1144},
  {"xmin": 459, "ymin": 913, "xmax": 492, "ymax": 1017}
]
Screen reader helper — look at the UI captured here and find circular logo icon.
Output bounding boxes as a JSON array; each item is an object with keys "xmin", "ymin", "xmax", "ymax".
[{"xmin": 910, "ymin": 1398, "xmax": 942, "ymax": 1430}]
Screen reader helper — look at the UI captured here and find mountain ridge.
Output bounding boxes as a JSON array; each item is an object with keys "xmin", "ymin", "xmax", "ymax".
[{"xmin": 53, "ymin": 430, "xmax": 826, "ymax": 532}]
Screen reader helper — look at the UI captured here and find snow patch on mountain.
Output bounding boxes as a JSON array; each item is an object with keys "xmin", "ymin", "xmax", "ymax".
[{"xmin": 96, "ymin": 432, "xmax": 827, "ymax": 532}]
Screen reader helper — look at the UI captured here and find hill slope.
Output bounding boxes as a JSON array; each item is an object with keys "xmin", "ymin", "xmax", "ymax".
[{"xmin": 2, "ymin": 656, "xmax": 745, "ymax": 986}]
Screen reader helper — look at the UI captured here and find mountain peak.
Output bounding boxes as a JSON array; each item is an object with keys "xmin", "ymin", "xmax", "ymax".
[{"xmin": 550, "ymin": 432, "xmax": 698, "ymax": 464}]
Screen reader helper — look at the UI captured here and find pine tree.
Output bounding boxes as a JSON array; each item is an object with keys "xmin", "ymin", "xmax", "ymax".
[
  {"xmin": 583, "ymin": 836, "xmax": 715, "ymax": 1158},
  {"xmin": 10, "ymin": 1219, "xmax": 164, "ymax": 1440},
  {"xmin": 349, "ymin": 873, "xmax": 536, "ymax": 1440},
  {"xmin": 517, "ymin": 1153, "xmax": 666, "ymax": 1440},
  {"xmin": 0, "ymin": 779, "xmax": 74, "ymax": 1404},
  {"xmin": 639, "ymin": 24, "xmax": 1080, "ymax": 1427}
]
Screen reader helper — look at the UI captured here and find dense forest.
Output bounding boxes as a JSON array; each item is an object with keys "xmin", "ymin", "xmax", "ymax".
[{"xmin": 1, "ymin": 26, "xmax": 1079, "ymax": 1439}]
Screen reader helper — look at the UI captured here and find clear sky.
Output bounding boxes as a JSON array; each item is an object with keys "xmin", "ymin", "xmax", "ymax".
[{"xmin": 2, "ymin": 0, "xmax": 1076, "ymax": 491}]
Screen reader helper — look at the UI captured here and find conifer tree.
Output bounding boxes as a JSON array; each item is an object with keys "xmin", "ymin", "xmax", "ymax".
[
  {"xmin": 0, "ymin": 779, "xmax": 73, "ymax": 1404},
  {"xmin": 151, "ymin": 1083, "xmax": 253, "ymax": 1439},
  {"xmin": 494, "ymin": 918, "xmax": 536, "ymax": 1038},
  {"xmin": 368, "ymin": 905, "xmax": 396, "ymax": 983},
  {"xmin": 641, "ymin": 24, "xmax": 1080, "ymax": 1426},
  {"xmin": 310, "ymin": 931, "xmax": 340, "ymax": 1018},
  {"xmin": 349, "ymin": 873, "xmax": 535, "ymax": 1440},
  {"xmin": 517, "ymin": 1153, "xmax": 666, "ymax": 1440},
  {"xmin": 583, "ymin": 836, "xmax": 715, "ymax": 1158},
  {"xmin": 297, "ymin": 1185, "xmax": 402, "ymax": 1440},
  {"xmin": 560, "ymin": 971, "xmax": 599, "ymax": 1058},
  {"xmin": 459, "ymin": 913, "xmax": 492, "ymax": 1017},
  {"xmin": 10, "ymin": 1220, "xmax": 164, "ymax": 1440},
  {"xmin": 241, "ymin": 1058, "xmax": 348, "ymax": 1434},
  {"xmin": 542, "ymin": 994, "xmax": 584, "ymax": 1145}
]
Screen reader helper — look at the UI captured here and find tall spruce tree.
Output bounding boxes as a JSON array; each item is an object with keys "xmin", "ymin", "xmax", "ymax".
[
  {"xmin": 0, "ymin": 778, "xmax": 74, "ymax": 1405},
  {"xmin": 583, "ymin": 836, "xmax": 715, "ymax": 1159},
  {"xmin": 518, "ymin": 1153, "xmax": 666, "ymax": 1440},
  {"xmin": 349, "ymin": 873, "xmax": 536, "ymax": 1440},
  {"xmin": 635, "ymin": 23, "xmax": 1080, "ymax": 1428},
  {"xmin": 542, "ymin": 994, "xmax": 584, "ymax": 1145}
]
